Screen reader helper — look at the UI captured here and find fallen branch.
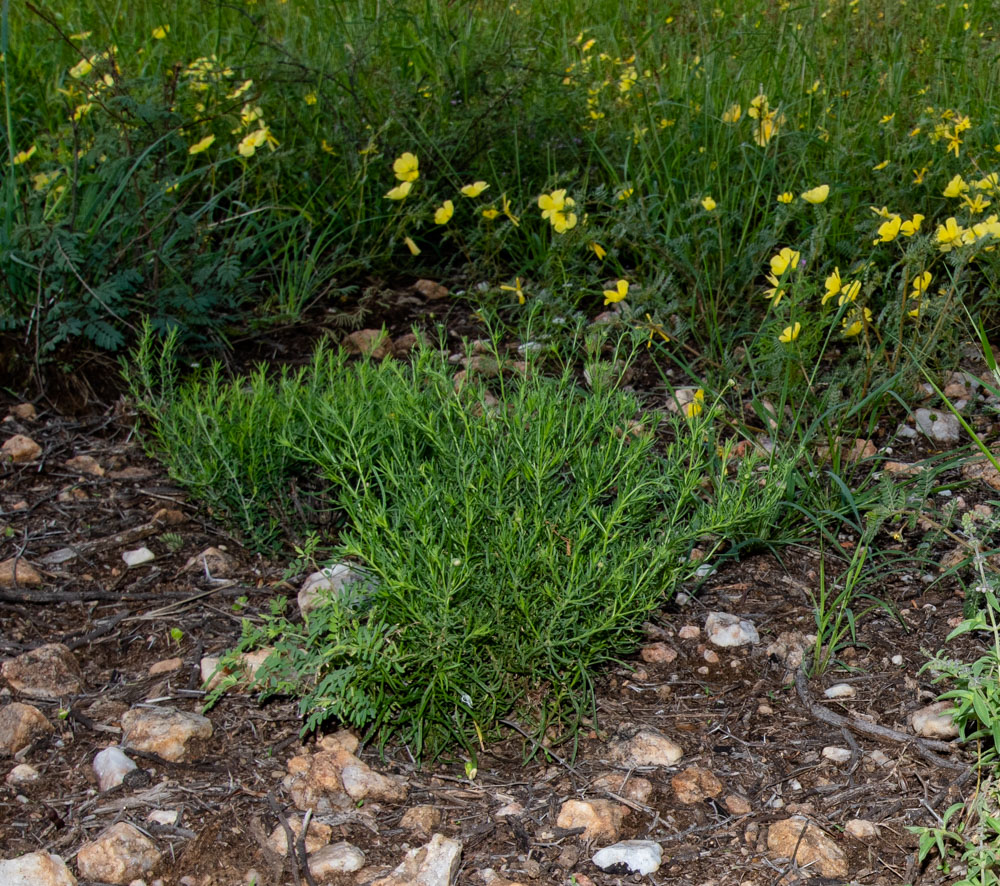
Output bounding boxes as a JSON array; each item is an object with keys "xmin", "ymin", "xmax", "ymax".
[{"xmin": 794, "ymin": 667, "xmax": 968, "ymax": 772}]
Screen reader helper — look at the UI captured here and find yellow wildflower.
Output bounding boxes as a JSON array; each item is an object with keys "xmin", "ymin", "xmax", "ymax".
[
  {"xmin": 500, "ymin": 277, "xmax": 526, "ymax": 304},
  {"xmin": 777, "ymin": 192, "xmax": 794, "ymax": 204},
  {"xmin": 69, "ymin": 58, "xmax": 93, "ymax": 79},
  {"xmin": 801, "ymin": 184, "xmax": 830, "ymax": 204},
  {"xmin": 779, "ymin": 322, "xmax": 801, "ymax": 343},
  {"xmin": 770, "ymin": 247, "xmax": 801, "ymax": 277},
  {"xmin": 384, "ymin": 180, "xmax": 413, "ymax": 200},
  {"xmin": 589, "ymin": 242, "xmax": 607, "ymax": 260},
  {"xmin": 539, "ymin": 189, "xmax": 572, "ymax": 219},
  {"xmin": 943, "ymin": 174, "xmax": 968, "ymax": 198},
  {"xmin": 962, "ymin": 193, "xmax": 991, "ymax": 214},
  {"xmin": 32, "ymin": 171, "xmax": 59, "ymax": 191},
  {"xmin": 460, "ymin": 181, "xmax": 489, "ymax": 198},
  {"xmin": 304, "ymin": 92, "xmax": 317, "ymax": 105},
  {"xmin": 763, "ymin": 274, "xmax": 786, "ymax": 306},
  {"xmin": 482, "ymin": 208, "xmax": 500, "ymax": 220},
  {"xmin": 392, "ymin": 152, "xmax": 419, "ymax": 183},
  {"xmin": 900, "ymin": 214, "xmax": 924, "ymax": 236},
  {"xmin": 550, "ymin": 210, "xmax": 577, "ymax": 233},
  {"xmin": 913, "ymin": 166, "xmax": 928, "ymax": 184},
  {"xmin": 936, "ymin": 217, "xmax": 965, "ymax": 251},
  {"xmin": 874, "ymin": 215, "xmax": 902, "ymax": 243},
  {"xmin": 12, "ymin": 145, "xmax": 36, "ymax": 165},
  {"xmin": 911, "ymin": 271, "xmax": 932, "ymax": 295},
  {"xmin": 873, "ymin": 160, "xmax": 889, "ymax": 171},
  {"xmin": 823, "ymin": 267, "xmax": 841, "ymax": 305},
  {"xmin": 434, "ymin": 200, "xmax": 454, "ymax": 225},
  {"xmin": 188, "ymin": 134, "xmax": 215, "ymax": 155},
  {"xmin": 701, "ymin": 195, "xmax": 717, "ymax": 211},
  {"xmin": 500, "ymin": 193, "xmax": 520, "ymax": 226},
  {"xmin": 151, "ymin": 25, "xmax": 169, "ymax": 39},
  {"xmin": 404, "ymin": 236, "xmax": 420, "ymax": 256},
  {"xmin": 879, "ymin": 113, "xmax": 895, "ymax": 124},
  {"xmin": 842, "ymin": 306, "xmax": 872, "ymax": 337},
  {"xmin": 838, "ymin": 280, "xmax": 861, "ymax": 305},
  {"xmin": 721, "ymin": 102, "xmax": 742, "ymax": 124},
  {"xmin": 616, "ymin": 187, "xmax": 634, "ymax": 201},
  {"xmin": 603, "ymin": 279, "xmax": 629, "ymax": 305},
  {"xmin": 684, "ymin": 389, "xmax": 705, "ymax": 419}
]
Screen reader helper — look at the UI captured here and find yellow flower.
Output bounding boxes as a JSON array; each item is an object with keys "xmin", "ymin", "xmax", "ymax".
[
  {"xmin": 615, "ymin": 187, "xmax": 634, "ymax": 201},
  {"xmin": 842, "ymin": 307, "xmax": 872, "ymax": 337},
  {"xmin": 721, "ymin": 102, "xmax": 742, "ymax": 124},
  {"xmin": 913, "ymin": 166, "xmax": 929, "ymax": 184},
  {"xmin": 151, "ymin": 25, "xmax": 170, "ymax": 39},
  {"xmin": 12, "ymin": 145, "xmax": 36, "ymax": 165},
  {"xmin": 304, "ymin": 92, "xmax": 318, "ymax": 105},
  {"xmin": 500, "ymin": 193, "xmax": 520, "ymax": 226},
  {"xmin": 900, "ymin": 214, "xmax": 924, "ymax": 236},
  {"xmin": 538, "ymin": 189, "xmax": 572, "ymax": 219},
  {"xmin": 779, "ymin": 322, "xmax": 801, "ymax": 343},
  {"xmin": 69, "ymin": 58, "xmax": 93, "ymax": 79},
  {"xmin": 869, "ymin": 205, "xmax": 892, "ymax": 218},
  {"xmin": 482, "ymin": 208, "xmax": 500, "ymax": 220},
  {"xmin": 874, "ymin": 215, "xmax": 902, "ymax": 243},
  {"xmin": 392, "ymin": 152, "xmax": 419, "ymax": 183},
  {"xmin": 404, "ymin": 236, "xmax": 420, "ymax": 256},
  {"xmin": 32, "ymin": 170, "xmax": 60, "ymax": 191},
  {"xmin": 823, "ymin": 267, "xmax": 841, "ymax": 305},
  {"xmin": 747, "ymin": 93, "xmax": 769, "ymax": 119},
  {"xmin": 769, "ymin": 247, "xmax": 801, "ymax": 277},
  {"xmin": 879, "ymin": 113, "xmax": 895, "ymax": 124},
  {"xmin": 873, "ymin": 159, "xmax": 889, "ymax": 171},
  {"xmin": 911, "ymin": 271, "xmax": 932, "ymax": 295},
  {"xmin": 500, "ymin": 277, "xmax": 526, "ymax": 304},
  {"xmin": 434, "ymin": 200, "xmax": 454, "ymax": 225},
  {"xmin": 936, "ymin": 216, "xmax": 965, "ymax": 251},
  {"xmin": 763, "ymin": 274, "xmax": 786, "ymax": 305},
  {"xmin": 684, "ymin": 389, "xmax": 705, "ymax": 418},
  {"xmin": 460, "ymin": 181, "xmax": 489, "ymax": 198},
  {"xmin": 237, "ymin": 127, "xmax": 276, "ymax": 157},
  {"xmin": 188, "ymin": 134, "xmax": 215, "ymax": 155},
  {"xmin": 777, "ymin": 192, "xmax": 794, "ymax": 204},
  {"xmin": 962, "ymin": 193, "xmax": 991, "ymax": 214},
  {"xmin": 589, "ymin": 242, "xmax": 607, "ymax": 260},
  {"xmin": 701, "ymin": 195, "xmax": 717, "ymax": 211},
  {"xmin": 754, "ymin": 116, "xmax": 779, "ymax": 146},
  {"xmin": 801, "ymin": 184, "xmax": 830, "ymax": 204},
  {"xmin": 603, "ymin": 279, "xmax": 629, "ymax": 305},
  {"xmin": 838, "ymin": 280, "xmax": 861, "ymax": 305},
  {"xmin": 550, "ymin": 211, "xmax": 577, "ymax": 233},
  {"xmin": 974, "ymin": 173, "xmax": 999, "ymax": 193},
  {"xmin": 385, "ymin": 180, "xmax": 413, "ymax": 200},
  {"xmin": 943, "ymin": 174, "xmax": 968, "ymax": 198},
  {"xmin": 72, "ymin": 102, "xmax": 95, "ymax": 122}
]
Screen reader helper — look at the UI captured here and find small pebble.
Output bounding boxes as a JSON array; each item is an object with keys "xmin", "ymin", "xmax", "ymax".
[
  {"xmin": 822, "ymin": 746, "xmax": 852, "ymax": 763},
  {"xmin": 122, "ymin": 547, "xmax": 155, "ymax": 567},
  {"xmin": 891, "ymin": 654, "xmax": 904, "ymax": 665},
  {"xmin": 823, "ymin": 683, "xmax": 856, "ymax": 699}
]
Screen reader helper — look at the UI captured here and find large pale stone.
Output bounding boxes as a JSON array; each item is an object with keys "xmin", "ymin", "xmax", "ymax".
[
  {"xmin": 911, "ymin": 701, "xmax": 960, "ymax": 740},
  {"xmin": 371, "ymin": 833, "xmax": 462, "ymax": 886},
  {"xmin": 284, "ymin": 745, "xmax": 406, "ymax": 812},
  {"xmin": 556, "ymin": 799, "xmax": 625, "ymax": 843},
  {"xmin": 914, "ymin": 408, "xmax": 961, "ymax": 444},
  {"xmin": 1, "ymin": 644, "xmax": 82, "ymax": 698},
  {"xmin": 0, "ymin": 558, "xmax": 43, "ymax": 587},
  {"xmin": 0, "ymin": 702, "xmax": 53, "ymax": 755},
  {"xmin": 0, "ymin": 851, "xmax": 76, "ymax": 886},
  {"xmin": 592, "ymin": 840, "xmax": 662, "ymax": 875},
  {"xmin": 184, "ymin": 546, "xmax": 237, "ymax": 577},
  {"xmin": 298, "ymin": 563, "xmax": 372, "ymax": 619},
  {"xmin": 591, "ymin": 772, "xmax": 653, "ymax": 804},
  {"xmin": 266, "ymin": 817, "xmax": 333, "ymax": 855},
  {"xmin": 705, "ymin": 611, "xmax": 759, "ymax": 647},
  {"xmin": 613, "ymin": 727, "xmax": 683, "ymax": 767},
  {"xmin": 671, "ymin": 766, "xmax": 723, "ymax": 804},
  {"xmin": 121, "ymin": 706, "xmax": 213, "ymax": 761},
  {"xmin": 93, "ymin": 747, "xmax": 138, "ymax": 791},
  {"xmin": 75, "ymin": 822, "xmax": 161, "ymax": 885},
  {"xmin": 2, "ymin": 434, "xmax": 42, "ymax": 463},
  {"xmin": 767, "ymin": 817, "xmax": 848, "ymax": 878},
  {"xmin": 309, "ymin": 842, "xmax": 366, "ymax": 876}
]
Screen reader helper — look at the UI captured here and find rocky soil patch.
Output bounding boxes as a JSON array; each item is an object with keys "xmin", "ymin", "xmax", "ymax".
[{"xmin": 0, "ymin": 391, "xmax": 989, "ymax": 886}]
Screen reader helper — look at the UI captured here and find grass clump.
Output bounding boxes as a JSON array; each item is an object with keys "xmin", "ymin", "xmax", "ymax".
[{"xmin": 130, "ymin": 333, "xmax": 791, "ymax": 758}]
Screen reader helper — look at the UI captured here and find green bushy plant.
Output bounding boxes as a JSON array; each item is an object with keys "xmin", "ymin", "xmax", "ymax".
[{"xmin": 131, "ymin": 330, "xmax": 792, "ymax": 758}]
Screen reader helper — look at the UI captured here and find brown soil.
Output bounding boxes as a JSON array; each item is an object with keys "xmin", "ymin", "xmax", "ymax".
[{"xmin": 0, "ymin": 292, "xmax": 993, "ymax": 886}]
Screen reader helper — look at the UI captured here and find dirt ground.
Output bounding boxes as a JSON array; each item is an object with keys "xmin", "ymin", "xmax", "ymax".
[{"xmin": 0, "ymin": 295, "xmax": 993, "ymax": 886}]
